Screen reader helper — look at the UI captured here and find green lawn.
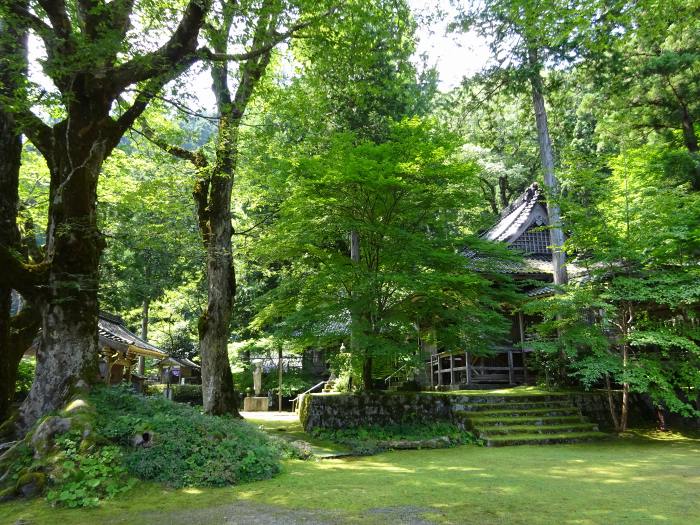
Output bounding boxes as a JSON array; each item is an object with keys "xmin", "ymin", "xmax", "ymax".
[{"xmin": 2, "ymin": 428, "xmax": 698, "ymax": 524}]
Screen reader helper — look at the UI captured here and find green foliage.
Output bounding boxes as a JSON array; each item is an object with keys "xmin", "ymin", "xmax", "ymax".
[
  {"xmin": 144, "ymin": 384, "xmax": 203, "ymax": 405},
  {"xmin": 250, "ymin": 118, "xmax": 514, "ymax": 386},
  {"xmin": 45, "ymin": 432, "xmax": 134, "ymax": 508},
  {"xmin": 90, "ymin": 386, "xmax": 283, "ymax": 487},
  {"xmin": 232, "ymin": 365, "xmax": 316, "ymax": 398},
  {"xmin": 14, "ymin": 358, "xmax": 35, "ymax": 399},
  {"xmin": 311, "ymin": 421, "xmax": 480, "ymax": 454},
  {"xmin": 527, "ymin": 143, "xmax": 700, "ymax": 418}
]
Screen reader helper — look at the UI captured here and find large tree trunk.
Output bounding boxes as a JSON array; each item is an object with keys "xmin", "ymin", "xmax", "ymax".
[
  {"xmin": 196, "ymin": 47, "xmax": 241, "ymax": 415},
  {"xmin": 0, "ymin": 5, "xmax": 30, "ymax": 423},
  {"xmin": 679, "ymin": 108, "xmax": 700, "ymax": 191},
  {"xmin": 198, "ymin": 139, "xmax": 239, "ymax": 415},
  {"xmin": 527, "ymin": 48, "xmax": 568, "ymax": 286},
  {"xmin": 195, "ymin": 8, "xmax": 278, "ymax": 415},
  {"xmin": 20, "ymin": 126, "xmax": 108, "ymax": 430}
]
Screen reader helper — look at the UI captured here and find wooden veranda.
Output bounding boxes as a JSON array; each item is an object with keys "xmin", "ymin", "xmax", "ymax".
[{"xmin": 428, "ymin": 348, "xmax": 530, "ymax": 388}]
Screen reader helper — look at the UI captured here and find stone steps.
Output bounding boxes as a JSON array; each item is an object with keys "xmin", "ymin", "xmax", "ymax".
[
  {"xmin": 454, "ymin": 400, "xmax": 572, "ymax": 412},
  {"xmin": 484, "ymin": 431, "xmax": 609, "ymax": 447},
  {"xmin": 456, "ymin": 407, "xmax": 581, "ymax": 418},
  {"xmin": 462, "ymin": 414, "xmax": 586, "ymax": 426},
  {"xmin": 451, "ymin": 393, "xmax": 608, "ymax": 447},
  {"xmin": 477, "ymin": 422, "xmax": 599, "ymax": 436}
]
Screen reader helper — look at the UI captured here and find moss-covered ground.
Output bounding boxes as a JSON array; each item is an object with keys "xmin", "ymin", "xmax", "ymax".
[{"xmin": 2, "ymin": 427, "xmax": 698, "ymax": 524}]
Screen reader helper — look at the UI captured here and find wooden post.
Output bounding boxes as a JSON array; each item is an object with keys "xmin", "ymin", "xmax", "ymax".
[
  {"xmin": 465, "ymin": 351, "xmax": 471, "ymax": 386},
  {"xmin": 449, "ymin": 353, "xmax": 455, "ymax": 386},
  {"xmin": 519, "ymin": 312, "xmax": 528, "ymax": 382},
  {"xmin": 278, "ymin": 345, "xmax": 283, "ymax": 412},
  {"xmin": 105, "ymin": 352, "xmax": 113, "ymax": 385},
  {"xmin": 437, "ymin": 354, "xmax": 443, "ymax": 386},
  {"xmin": 430, "ymin": 355, "xmax": 435, "ymax": 388},
  {"xmin": 508, "ymin": 351, "xmax": 514, "ymax": 385}
]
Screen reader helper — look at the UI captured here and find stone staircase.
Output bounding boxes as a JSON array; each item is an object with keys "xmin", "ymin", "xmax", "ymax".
[{"xmin": 451, "ymin": 394, "xmax": 608, "ymax": 447}]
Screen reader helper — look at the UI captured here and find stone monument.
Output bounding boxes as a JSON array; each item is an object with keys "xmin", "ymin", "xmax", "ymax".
[{"xmin": 243, "ymin": 362, "xmax": 269, "ymax": 411}]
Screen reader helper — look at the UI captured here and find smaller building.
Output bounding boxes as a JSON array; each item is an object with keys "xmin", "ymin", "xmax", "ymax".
[
  {"xmin": 157, "ymin": 356, "xmax": 201, "ymax": 385},
  {"xmin": 97, "ymin": 312, "xmax": 168, "ymax": 389}
]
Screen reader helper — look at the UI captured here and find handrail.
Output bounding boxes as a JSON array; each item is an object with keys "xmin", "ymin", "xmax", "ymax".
[
  {"xmin": 384, "ymin": 362, "xmax": 414, "ymax": 385},
  {"xmin": 291, "ymin": 380, "xmax": 327, "ymax": 412}
]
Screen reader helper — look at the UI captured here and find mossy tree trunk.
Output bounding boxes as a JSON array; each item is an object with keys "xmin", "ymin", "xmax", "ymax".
[
  {"xmin": 148, "ymin": 2, "xmax": 290, "ymax": 415},
  {"xmin": 1, "ymin": 1, "xmax": 210, "ymax": 431},
  {"xmin": 0, "ymin": 4, "xmax": 41, "ymax": 423},
  {"xmin": 21, "ymin": 123, "xmax": 110, "ymax": 428},
  {"xmin": 196, "ymin": 7, "xmax": 276, "ymax": 415}
]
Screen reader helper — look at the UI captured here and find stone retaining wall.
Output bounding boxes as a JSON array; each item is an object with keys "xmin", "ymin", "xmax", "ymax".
[
  {"xmin": 301, "ymin": 393, "xmax": 452, "ymax": 431},
  {"xmin": 302, "ymin": 391, "xmax": 651, "ymax": 431},
  {"xmin": 570, "ymin": 392, "xmax": 651, "ymax": 430}
]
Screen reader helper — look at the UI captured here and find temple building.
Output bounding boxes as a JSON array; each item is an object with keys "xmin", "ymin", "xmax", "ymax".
[
  {"xmin": 427, "ymin": 183, "xmax": 579, "ymax": 388},
  {"xmin": 96, "ymin": 312, "xmax": 168, "ymax": 389}
]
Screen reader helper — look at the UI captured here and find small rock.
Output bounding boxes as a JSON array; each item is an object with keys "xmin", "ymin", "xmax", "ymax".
[
  {"xmin": 16, "ymin": 472, "xmax": 45, "ymax": 499},
  {"xmin": 31, "ymin": 417, "xmax": 71, "ymax": 456},
  {"xmin": 74, "ymin": 380, "xmax": 90, "ymax": 392},
  {"xmin": 289, "ymin": 440, "xmax": 313, "ymax": 459}
]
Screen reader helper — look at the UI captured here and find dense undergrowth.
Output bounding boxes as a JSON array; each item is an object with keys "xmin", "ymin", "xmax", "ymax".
[{"xmin": 0, "ymin": 386, "xmax": 297, "ymax": 508}]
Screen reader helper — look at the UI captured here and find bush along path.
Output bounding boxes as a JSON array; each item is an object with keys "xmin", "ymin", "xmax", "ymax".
[
  {"xmin": 452, "ymin": 393, "xmax": 608, "ymax": 447},
  {"xmin": 0, "ymin": 386, "xmax": 305, "ymax": 507}
]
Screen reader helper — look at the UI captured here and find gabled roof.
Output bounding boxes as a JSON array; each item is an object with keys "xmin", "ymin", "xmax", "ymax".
[
  {"xmin": 158, "ymin": 356, "xmax": 200, "ymax": 369},
  {"xmin": 98, "ymin": 312, "xmax": 167, "ymax": 358},
  {"xmin": 482, "ymin": 183, "xmax": 549, "ymax": 247}
]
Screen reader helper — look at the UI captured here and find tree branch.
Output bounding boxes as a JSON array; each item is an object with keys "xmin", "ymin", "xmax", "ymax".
[
  {"xmin": 14, "ymin": 108, "xmax": 54, "ymax": 160},
  {"xmin": 110, "ymin": 0, "xmax": 210, "ymax": 92},
  {"xmin": 130, "ymin": 124, "xmax": 208, "ymax": 168},
  {"xmin": 111, "ymin": 53, "xmax": 199, "ymax": 145},
  {"xmin": 0, "ymin": 245, "xmax": 49, "ymax": 298},
  {"xmin": 37, "ymin": 0, "xmax": 72, "ymax": 39}
]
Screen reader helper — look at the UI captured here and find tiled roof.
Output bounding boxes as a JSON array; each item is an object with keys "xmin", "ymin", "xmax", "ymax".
[
  {"xmin": 483, "ymin": 183, "xmax": 545, "ymax": 244},
  {"xmin": 159, "ymin": 356, "xmax": 200, "ymax": 369},
  {"xmin": 98, "ymin": 313, "xmax": 167, "ymax": 357}
]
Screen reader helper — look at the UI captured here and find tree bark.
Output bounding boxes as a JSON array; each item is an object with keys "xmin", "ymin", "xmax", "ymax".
[
  {"xmin": 527, "ymin": 47, "xmax": 568, "ymax": 286},
  {"xmin": 349, "ymin": 230, "xmax": 372, "ymax": 389},
  {"xmin": 0, "ymin": 2, "xmax": 32, "ymax": 423},
  {"xmin": 20, "ymin": 126, "xmax": 110, "ymax": 429},
  {"xmin": 196, "ymin": 6, "xmax": 277, "ymax": 415},
  {"xmin": 1, "ymin": 1, "xmax": 211, "ymax": 432},
  {"xmin": 679, "ymin": 109, "xmax": 700, "ymax": 191},
  {"xmin": 278, "ymin": 344, "xmax": 283, "ymax": 411}
]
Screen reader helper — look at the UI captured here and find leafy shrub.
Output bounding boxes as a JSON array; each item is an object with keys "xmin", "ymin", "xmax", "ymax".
[
  {"xmin": 233, "ymin": 366, "xmax": 317, "ymax": 397},
  {"xmin": 311, "ymin": 421, "xmax": 480, "ymax": 454},
  {"xmin": 91, "ymin": 386, "xmax": 284, "ymax": 487},
  {"xmin": 46, "ymin": 431, "xmax": 135, "ymax": 508},
  {"xmin": 14, "ymin": 358, "xmax": 35, "ymax": 399},
  {"xmin": 145, "ymin": 383, "xmax": 203, "ymax": 405}
]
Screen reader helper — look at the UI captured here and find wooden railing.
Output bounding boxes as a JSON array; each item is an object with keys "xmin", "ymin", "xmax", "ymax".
[
  {"xmin": 291, "ymin": 380, "xmax": 327, "ymax": 412},
  {"xmin": 428, "ymin": 349, "xmax": 528, "ymax": 387}
]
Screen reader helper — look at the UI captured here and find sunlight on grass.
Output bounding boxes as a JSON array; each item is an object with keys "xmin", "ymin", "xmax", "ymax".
[{"xmin": 2, "ymin": 432, "xmax": 699, "ymax": 525}]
